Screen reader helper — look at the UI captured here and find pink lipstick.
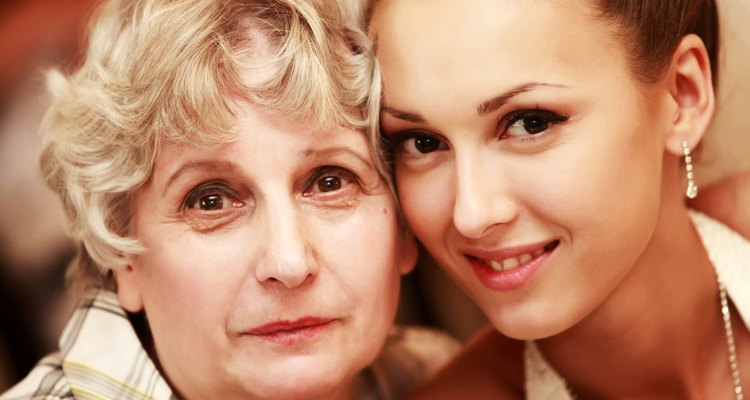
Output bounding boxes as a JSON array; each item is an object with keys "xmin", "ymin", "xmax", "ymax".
[{"xmin": 466, "ymin": 240, "xmax": 558, "ymax": 291}]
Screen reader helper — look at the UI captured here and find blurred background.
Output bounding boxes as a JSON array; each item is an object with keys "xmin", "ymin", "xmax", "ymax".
[
  {"xmin": 0, "ymin": 0, "xmax": 749, "ymax": 393},
  {"xmin": 0, "ymin": 0, "xmax": 100, "ymax": 391}
]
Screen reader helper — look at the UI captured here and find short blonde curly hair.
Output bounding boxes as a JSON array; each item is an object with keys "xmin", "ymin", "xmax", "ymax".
[{"xmin": 40, "ymin": 0, "xmax": 376, "ymax": 291}]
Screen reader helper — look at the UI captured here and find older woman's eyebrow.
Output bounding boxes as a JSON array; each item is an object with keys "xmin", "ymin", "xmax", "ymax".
[
  {"xmin": 163, "ymin": 160, "xmax": 240, "ymax": 195},
  {"xmin": 477, "ymin": 82, "xmax": 569, "ymax": 116},
  {"xmin": 301, "ymin": 145, "xmax": 374, "ymax": 168}
]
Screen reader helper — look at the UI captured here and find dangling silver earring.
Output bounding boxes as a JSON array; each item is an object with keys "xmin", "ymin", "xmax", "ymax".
[{"xmin": 682, "ymin": 140, "xmax": 698, "ymax": 199}]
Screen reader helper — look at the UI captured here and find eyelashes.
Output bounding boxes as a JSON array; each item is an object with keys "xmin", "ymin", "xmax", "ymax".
[
  {"xmin": 382, "ymin": 106, "xmax": 570, "ymax": 157},
  {"xmin": 183, "ymin": 182, "xmax": 242, "ymax": 211},
  {"xmin": 501, "ymin": 108, "xmax": 569, "ymax": 139},
  {"xmin": 180, "ymin": 181, "xmax": 248, "ymax": 232},
  {"xmin": 178, "ymin": 165, "xmax": 368, "ymax": 232},
  {"xmin": 182, "ymin": 167, "xmax": 362, "ymax": 209},
  {"xmin": 383, "ymin": 130, "xmax": 449, "ymax": 157},
  {"xmin": 301, "ymin": 166, "xmax": 358, "ymax": 197}
]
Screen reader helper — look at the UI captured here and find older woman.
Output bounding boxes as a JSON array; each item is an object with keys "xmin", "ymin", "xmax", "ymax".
[{"xmin": 0, "ymin": 0, "xmax": 456, "ymax": 399}]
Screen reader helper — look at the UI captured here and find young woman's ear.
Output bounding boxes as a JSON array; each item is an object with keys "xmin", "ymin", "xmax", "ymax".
[
  {"xmin": 664, "ymin": 34, "xmax": 716, "ymax": 155},
  {"xmin": 114, "ymin": 259, "xmax": 145, "ymax": 313}
]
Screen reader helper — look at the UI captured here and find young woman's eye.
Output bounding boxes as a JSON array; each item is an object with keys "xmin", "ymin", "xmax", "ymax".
[
  {"xmin": 390, "ymin": 132, "xmax": 448, "ymax": 156},
  {"xmin": 303, "ymin": 167, "xmax": 358, "ymax": 197},
  {"xmin": 503, "ymin": 109, "xmax": 569, "ymax": 138}
]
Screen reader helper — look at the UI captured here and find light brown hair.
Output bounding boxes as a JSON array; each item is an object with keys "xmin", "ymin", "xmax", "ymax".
[{"xmin": 594, "ymin": 0, "xmax": 720, "ymax": 87}]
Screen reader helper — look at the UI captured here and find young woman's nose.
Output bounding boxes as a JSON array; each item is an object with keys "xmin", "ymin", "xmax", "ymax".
[
  {"xmin": 255, "ymin": 201, "xmax": 318, "ymax": 288},
  {"xmin": 452, "ymin": 154, "xmax": 519, "ymax": 239}
]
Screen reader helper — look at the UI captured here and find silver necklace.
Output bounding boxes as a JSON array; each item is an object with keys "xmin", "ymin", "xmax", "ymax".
[
  {"xmin": 565, "ymin": 280, "xmax": 744, "ymax": 399},
  {"xmin": 719, "ymin": 280, "xmax": 744, "ymax": 400}
]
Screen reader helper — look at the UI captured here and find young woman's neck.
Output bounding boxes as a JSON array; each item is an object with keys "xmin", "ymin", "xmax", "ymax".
[{"xmin": 536, "ymin": 201, "xmax": 730, "ymax": 398}]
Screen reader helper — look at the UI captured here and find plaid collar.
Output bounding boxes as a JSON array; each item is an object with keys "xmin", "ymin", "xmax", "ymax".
[{"xmin": 60, "ymin": 290, "xmax": 174, "ymax": 400}]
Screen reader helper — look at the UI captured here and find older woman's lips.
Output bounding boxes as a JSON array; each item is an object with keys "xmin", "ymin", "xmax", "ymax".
[{"xmin": 247, "ymin": 317, "xmax": 335, "ymax": 345}]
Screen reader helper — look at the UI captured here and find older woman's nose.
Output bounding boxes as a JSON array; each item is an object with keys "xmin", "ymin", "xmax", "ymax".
[
  {"xmin": 255, "ymin": 204, "xmax": 318, "ymax": 288},
  {"xmin": 452, "ymin": 154, "xmax": 519, "ymax": 240}
]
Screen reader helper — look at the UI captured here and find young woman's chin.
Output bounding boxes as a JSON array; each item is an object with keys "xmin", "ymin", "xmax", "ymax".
[{"xmin": 480, "ymin": 298, "xmax": 592, "ymax": 341}]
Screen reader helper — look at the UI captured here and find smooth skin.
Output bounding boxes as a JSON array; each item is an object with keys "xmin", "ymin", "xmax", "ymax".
[{"xmin": 372, "ymin": 0, "xmax": 750, "ymax": 397}]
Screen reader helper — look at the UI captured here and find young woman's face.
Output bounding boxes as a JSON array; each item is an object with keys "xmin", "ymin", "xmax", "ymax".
[
  {"xmin": 119, "ymin": 92, "xmax": 415, "ymax": 398},
  {"xmin": 373, "ymin": 0, "xmax": 675, "ymax": 339}
]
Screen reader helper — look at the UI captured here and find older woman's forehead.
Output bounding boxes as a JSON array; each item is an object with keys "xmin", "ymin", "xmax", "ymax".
[{"xmin": 156, "ymin": 109, "xmax": 370, "ymax": 165}]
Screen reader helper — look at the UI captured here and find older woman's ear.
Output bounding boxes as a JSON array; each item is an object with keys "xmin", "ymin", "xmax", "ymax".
[
  {"xmin": 114, "ymin": 263, "xmax": 145, "ymax": 313},
  {"xmin": 664, "ymin": 34, "xmax": 716, "ymax": 155}
]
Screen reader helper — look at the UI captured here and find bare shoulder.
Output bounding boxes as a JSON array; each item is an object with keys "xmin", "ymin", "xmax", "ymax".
[
  {"xmin": 691, "ymin": 170, "xmax": 750, "ymax": 239},
  {"xmin": 406, "ymin": 325, "xmax": 525, "ymax": 399}
]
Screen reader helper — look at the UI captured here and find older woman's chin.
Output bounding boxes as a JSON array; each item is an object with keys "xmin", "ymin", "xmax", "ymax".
[
  {"xmin": 217, "ymin": 352, "xmax": 376, "ymax": 400},
  {"xmin": 158, "ymin": 324, "xmax": 388, "ymax": 400}
]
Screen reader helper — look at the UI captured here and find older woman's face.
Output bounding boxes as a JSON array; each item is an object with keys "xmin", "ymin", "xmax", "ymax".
[{"xmin": 117, "ymin": 99, "xmax": 415, "ymax": 398}]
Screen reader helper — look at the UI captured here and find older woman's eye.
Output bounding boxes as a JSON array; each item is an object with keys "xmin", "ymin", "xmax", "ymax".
[
  {"xmin": 184, "ymin": 183, "xmax": 244, "ymax": 211},
  {"xmin": 182, "ymin": 182, "xmax": 248, "ymax": 232},
  {"xmin": 317, "ymin": 176, "xmax": 342, "ymax": 193},
  {"xmin": 195, "ymin": 194, "xmax": 225, "ymax": 210},
  {"xmin": 303, "ymin": 167, "xmax": 357, "ymax": 197}
]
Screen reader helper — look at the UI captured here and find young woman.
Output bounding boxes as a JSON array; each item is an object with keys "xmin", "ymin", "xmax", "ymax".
[
  {"xmin": 0, "ymin": 0, "xmax": 457, "ymax": 399},
  {"xmin": 368, "ymin": 0, "xmax": 750, "ymax": 397}
]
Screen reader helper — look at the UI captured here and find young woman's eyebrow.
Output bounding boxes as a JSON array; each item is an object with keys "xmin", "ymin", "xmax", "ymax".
[
  {"xmin": 382, "ymin": 82, "xmax": 569, "ymax": 123},
  {"xmin": 381, "ymin": 105, "xmax": 426, "ymax": 123},
  {"xmin": 476, "ymin": 82, "xmax": 569, "ymax": 116}
]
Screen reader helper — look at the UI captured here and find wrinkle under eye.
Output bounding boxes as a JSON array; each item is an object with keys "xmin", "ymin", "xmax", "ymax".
[
  {"xmin": 181, "ymin": 183, "xmax": 249, "ymax": 232},
  {"xmin": 302, "ymin": 166, "xmax": 363, "ymax": 205}
]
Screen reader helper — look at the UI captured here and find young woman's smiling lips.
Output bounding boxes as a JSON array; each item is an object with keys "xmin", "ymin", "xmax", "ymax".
[{"xmin": 464, "ymin": 240, "xmax": 559, "ymax": 291}]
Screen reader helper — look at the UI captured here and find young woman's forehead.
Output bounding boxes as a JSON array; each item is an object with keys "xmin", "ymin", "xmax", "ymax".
[{"xmin": 374, "ymin": 0, "xmax": 630, "ymax": 111}]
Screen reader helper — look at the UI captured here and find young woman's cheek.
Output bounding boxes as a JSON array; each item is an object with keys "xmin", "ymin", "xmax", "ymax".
[{"xmin": 396, "ymin": 162, "xmax": 453, "ymax": 244}]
